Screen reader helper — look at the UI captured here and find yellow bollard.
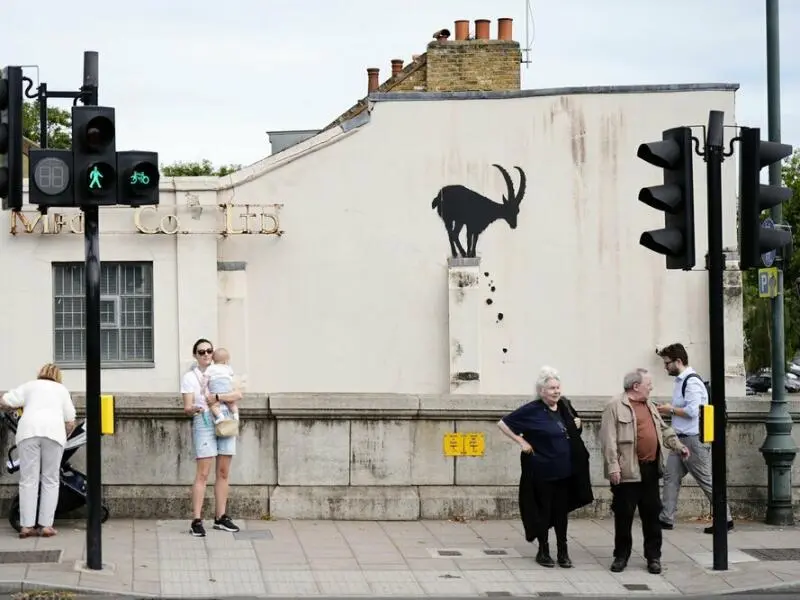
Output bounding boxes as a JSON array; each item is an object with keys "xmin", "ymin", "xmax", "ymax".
[
  {"xmin": 100, "ymin": 394, "xmax": 115, "ymax": 435},
  {"xmin": 700, "ymin": 404, "xmax": 715, "ymax": 443}
]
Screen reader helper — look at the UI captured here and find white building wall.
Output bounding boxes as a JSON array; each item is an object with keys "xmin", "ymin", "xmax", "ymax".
[{"xmin": 1, "ymin": 86, "xmax": 743, "ymax": 399}]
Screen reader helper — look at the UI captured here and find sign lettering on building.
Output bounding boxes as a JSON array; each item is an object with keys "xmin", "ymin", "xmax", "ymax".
[{"xmin": 8, "ymin": 203, "xmax": 283, "ymax": 237}]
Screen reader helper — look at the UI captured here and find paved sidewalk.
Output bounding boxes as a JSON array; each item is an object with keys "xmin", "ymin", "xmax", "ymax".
[{"xmin": 1, "ymin": 517, "xmax": 800, "ymax": 597}]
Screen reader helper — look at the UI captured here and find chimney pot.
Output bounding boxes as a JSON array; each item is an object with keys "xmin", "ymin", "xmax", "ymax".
[
  {"xmin": 432, "ymin": 28, "xmax": 450, "ymax": 42},
  {"xmin": 497, "ymin": 17, "xmax": 513, "ymax": 40},
  {"xmin": 391, "ymin": 59, "xmax": 404, "ymax": 77},
  {"xmin": 474, "ymin": 19, "xmax": 490, "ymax": 40},
  {"xmin": 367, "ymin": 67, "xmax": 380, "ymax": 93},
  {"xmin": 454, "ymin": 20, "xmax": 469, "ymax": 40}
]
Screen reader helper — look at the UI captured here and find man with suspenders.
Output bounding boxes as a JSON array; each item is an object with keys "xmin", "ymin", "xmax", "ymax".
[{"xmin": 655, "ymin": 343, "xmax": 734, "ymax": 534}]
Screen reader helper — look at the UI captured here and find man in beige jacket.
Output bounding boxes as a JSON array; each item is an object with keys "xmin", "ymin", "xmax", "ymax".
[{"xmin": 600, "ymin": 368, "xmax": 690, "ymax": 575}]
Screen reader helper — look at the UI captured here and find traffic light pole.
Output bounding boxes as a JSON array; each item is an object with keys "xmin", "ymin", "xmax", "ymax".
[
  {"xmin": 704, "ymin": 110, "xmax": 729, "ymax": 571},
  {"xmin": 80, "ymin": 51, "xmax": 104, "ymax": 572},
  {"xmin": 761, "ymin": 0, "xmax": 796, "ymax": 527}
]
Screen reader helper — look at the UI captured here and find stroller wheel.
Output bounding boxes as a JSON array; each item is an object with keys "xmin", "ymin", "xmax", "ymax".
[{"xmin": 8, "ymin": 496, "xmax": 21, "ymax": 533}]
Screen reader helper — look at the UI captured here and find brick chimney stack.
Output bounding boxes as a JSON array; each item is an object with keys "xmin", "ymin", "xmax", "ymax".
[{"xmin": 425, "ymin": 17, "xmax": 521, "ymax": 92}]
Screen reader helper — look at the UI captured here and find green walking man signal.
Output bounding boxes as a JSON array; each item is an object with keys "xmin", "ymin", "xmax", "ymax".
[{"xmin": 88, "ymin": 165, "xmax": 104, "ymax": 189}]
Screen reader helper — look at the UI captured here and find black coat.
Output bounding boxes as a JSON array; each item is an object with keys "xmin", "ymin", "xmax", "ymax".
[{"xmin": 517, "ymin": 397, "xmax": 594, "ymax": 541}]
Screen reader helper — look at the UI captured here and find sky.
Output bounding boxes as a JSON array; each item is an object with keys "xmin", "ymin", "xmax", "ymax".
[{"xmin": 3, "ymin": 0, "xmax": 799, "ymax": 169}]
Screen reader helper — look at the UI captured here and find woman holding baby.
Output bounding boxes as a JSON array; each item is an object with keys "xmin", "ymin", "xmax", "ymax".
[{"xmin": 181, "ymin": 338, "xmax": 242, "ymax": 537}]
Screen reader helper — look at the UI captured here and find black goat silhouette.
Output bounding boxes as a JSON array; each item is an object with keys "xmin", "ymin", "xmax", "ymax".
[{"xmin": 431, "ymin": 164, "xmax": 527, "ymax": 258}]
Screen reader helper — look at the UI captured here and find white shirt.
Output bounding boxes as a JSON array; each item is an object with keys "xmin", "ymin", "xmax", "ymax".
[
  {"xmin": 2, "ymin": 379, "xmax": 77, "ymax": 446},
  {"xmin": 206, "ymin": 363, "xmax": 234, "ymax": 384},
  {"xmin": 670, "ymin": 367, "xmax": 707, "ymax": 436},
  {"xmin": 181, "ymin": 367, "xmax": 209, "ymax": 409}
]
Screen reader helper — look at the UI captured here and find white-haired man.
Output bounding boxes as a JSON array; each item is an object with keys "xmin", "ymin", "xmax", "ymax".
[{"xmin": 600, "ymin": 368, "xmax": 690, "ymax": 575}]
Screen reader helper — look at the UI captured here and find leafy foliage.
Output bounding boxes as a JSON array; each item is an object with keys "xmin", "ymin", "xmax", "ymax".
[
  {"xmin": 743, "ymin": 150, "xmax": 800, "ymax": 373},
  {"xmin": 22, "ymin": 101, "xmax": 72, "ymax": 149},
  {"xmin": 161, "ymin": 159, "xmax": 241, "ymax": 177}
]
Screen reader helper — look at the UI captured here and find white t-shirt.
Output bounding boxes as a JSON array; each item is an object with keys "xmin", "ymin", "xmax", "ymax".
[
  {"xmin": 181, "ymin": 367, "xmax": 209, "ymax": 410},
  {"xmin": 2, "ymin": 379, "xmax": 77, "ymax": 446},
  {"xmin": 206, "ymin": 363, "xmax": 234, "ymax": 384}
]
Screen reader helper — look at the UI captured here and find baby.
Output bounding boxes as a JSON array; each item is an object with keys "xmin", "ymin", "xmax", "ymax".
[{"xmin": 204, "ymin": 348, "xmax": 240, "ymax": 424}]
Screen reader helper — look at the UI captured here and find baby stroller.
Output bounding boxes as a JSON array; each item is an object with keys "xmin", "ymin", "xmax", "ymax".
[{"xmin": 3, "ymin": 409, "xmax": 110, "ymax": 532}]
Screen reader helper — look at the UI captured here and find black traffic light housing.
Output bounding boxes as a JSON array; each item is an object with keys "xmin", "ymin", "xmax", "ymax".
[
  {"xmin": 72, "ymin": 105, "xmax": 117, "ymax": 206},
  {"xmin": 0, "ymin": 66, "xmax": 24, "ymax": 211},
  {"xmin": 738, "ymin": 126, "xmax": 793, "ymax": 270},
  {"xmin": 117, "ymin": 151, "xmax": 160, "ymax": 207},
  {"xmin": 28, "ymin": 149, "xmax": 75, "ymax": 209},
  {"xmin": 637, "ymin": 126, "xmax": 696, "ymax": 270}
]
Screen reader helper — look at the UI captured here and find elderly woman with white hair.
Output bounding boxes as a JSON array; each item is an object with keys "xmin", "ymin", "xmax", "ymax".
[{"xmin": 497, "ymin": 367, "xmax": 593, "ymax": 568}]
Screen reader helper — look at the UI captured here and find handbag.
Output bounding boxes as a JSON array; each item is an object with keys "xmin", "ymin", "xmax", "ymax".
[{"xmin": 215, "ymin": 418, "xmax": 239, "ymax": 438}]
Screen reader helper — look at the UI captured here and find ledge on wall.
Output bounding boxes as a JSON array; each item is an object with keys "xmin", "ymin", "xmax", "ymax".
[{"xmin": 59, "ymin": 392, "xmax": 793, "ymax": 422}]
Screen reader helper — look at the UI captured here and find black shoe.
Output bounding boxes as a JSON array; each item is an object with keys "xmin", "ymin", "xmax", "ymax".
[
  {"xmin": 190, "ymin": 518, "xmax": 206, "ymax": 537},
  {"xmin": 213, "ymin": 514, "xmax": 240, "ymax": 532},
  {"xmin": 610, "ymin": 557, "xmax": 627, "ymax": 573},
  {"xmin": 557, "ymin": 553, "xmax": 573, "ymax": 568},
  {"xmin": 536, "ymin": 548, "xmax": 555, "ymax": 568},
  {"xmin": 703, "ymin": 521, "xmax": 734, "ymax": 534},
  {"xmin": 647, "ymin": 559, "xmax": 662, "ymax": 574},
  {"xmin": 659, "ymin": 520, "xmax": 673, "ymax": 530}
]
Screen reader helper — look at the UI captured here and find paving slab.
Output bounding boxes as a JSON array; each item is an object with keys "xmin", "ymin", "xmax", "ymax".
[{"xmin": 0, "ymin": 517, "xmax": 799, "ymax": 596}]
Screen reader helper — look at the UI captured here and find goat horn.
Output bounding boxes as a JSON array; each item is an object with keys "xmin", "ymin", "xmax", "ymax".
[
  {"xmin": 492, "ymin": 164, "xmax": 514, "ymax": 204},
  {"xmin": 513, "ymin": 166, "xmax": 526, "ymax": 205}
]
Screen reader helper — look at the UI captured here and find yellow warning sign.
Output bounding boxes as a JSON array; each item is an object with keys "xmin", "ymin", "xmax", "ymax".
[
  {"xmin": 463, "ymin": 432, "xmax": 485, "ymax": 456},
  {"xmin": 443, "ymin": 433, "xmax": 464, "ymax": 456},
  {"xmin": 443, "ymin": 432, "xmax": 486, "ymax": 457}
]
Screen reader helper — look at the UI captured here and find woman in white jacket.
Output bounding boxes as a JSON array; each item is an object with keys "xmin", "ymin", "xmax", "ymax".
[{"xmin": 1, "ymin": 363, "xmax": 76, "ymax": 538}]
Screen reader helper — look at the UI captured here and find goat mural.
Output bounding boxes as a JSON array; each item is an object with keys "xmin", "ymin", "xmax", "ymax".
[{"xmin": 431, "ymin": 164, "xmax": 527, "ymax": 258}]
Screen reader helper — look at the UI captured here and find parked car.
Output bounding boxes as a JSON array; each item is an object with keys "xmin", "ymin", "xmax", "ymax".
[{"xmin": 745, "ymin": 371, "xmax": 800, "ymax": 394}]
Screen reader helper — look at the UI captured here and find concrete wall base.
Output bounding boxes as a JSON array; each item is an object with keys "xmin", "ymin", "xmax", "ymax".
[
  {"xmin": 0, "ymin": 484, "xmax": 791, "ymax": 522},
  {"xmin": 0, "ymin": 393, "xmax": 795, "ymax": 523}
]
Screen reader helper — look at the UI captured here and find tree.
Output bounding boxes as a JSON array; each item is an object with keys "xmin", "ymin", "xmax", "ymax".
[
  {"xmin": 743, "ymin": 150, "xmax": 800, "ymax": 373},
  {"xmin": 161, "ymin": 159, "xmax": 241, "ymax": 177},
  {"xmin": 22, "ymin": 101, "xmax": 72, "ymax": 149}
]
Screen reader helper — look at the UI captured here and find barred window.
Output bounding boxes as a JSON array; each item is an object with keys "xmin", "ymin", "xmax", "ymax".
[{"xmin": 53, "ymin": 262, "xmax": 154, "ymax": 367}]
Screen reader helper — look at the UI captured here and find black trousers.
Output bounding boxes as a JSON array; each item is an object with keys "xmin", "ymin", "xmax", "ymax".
[
  {"xmin": 535, "ymin": 478, "xmax": 570, "ymax": 551},
  {"xmin": 611, "ymin": 461, "xmax": 662, "ymax": 561}
]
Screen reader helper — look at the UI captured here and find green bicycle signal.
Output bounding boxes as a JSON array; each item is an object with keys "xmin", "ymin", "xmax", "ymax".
[{"xmin": 130, "ymin": 171, "xmax": 150, "ymax": 185}]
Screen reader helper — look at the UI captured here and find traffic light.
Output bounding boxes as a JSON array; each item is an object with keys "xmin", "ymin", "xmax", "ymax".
[
  {"xmin": 636, "ymin": 126, "xmax": 696, "ymax": 270},
  {"xmin": 117, "ymin": 151, "xmax": 160, "ymax": 207},
  {"xmin": 738, "ymin": 126, "xmax": 793, "ymax": 270},
  {"xmin": 28, "ymin": 149, "xmax": 75, "ymax": 209},
  {"xmin": 1, "ymin": 66, "xmax": 23, "ymax": 211},
  {"xmin": 71, "ymin": 105, "xmax": 117, "ymax": 206}
]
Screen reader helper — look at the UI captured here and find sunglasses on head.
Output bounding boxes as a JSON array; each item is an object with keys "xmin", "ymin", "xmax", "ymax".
[{"xmin": 196, "ymin": 348, "xmax": 213, "ymax": 356}]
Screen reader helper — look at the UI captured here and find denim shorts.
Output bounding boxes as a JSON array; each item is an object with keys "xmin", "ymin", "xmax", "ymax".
[{"xmin": 192, "ymin": 405, "xmax": 236, "ymax": 459}]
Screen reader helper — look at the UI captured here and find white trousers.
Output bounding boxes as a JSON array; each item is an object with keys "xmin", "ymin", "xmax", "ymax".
[{"xmin": 18, "ymin": 436, "xmax": 64, "ymax": 528}]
